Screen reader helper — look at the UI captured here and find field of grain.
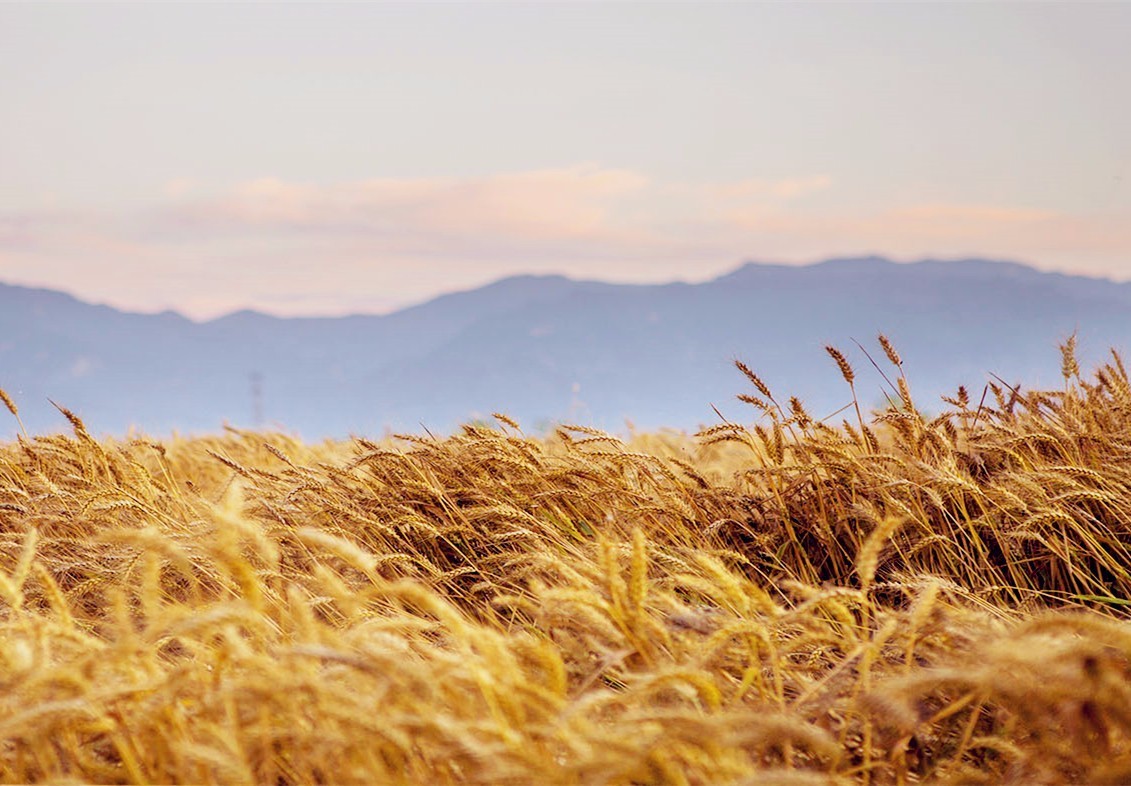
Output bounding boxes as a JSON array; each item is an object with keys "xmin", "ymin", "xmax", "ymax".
[{"xmin": 3, "ymin": 338, "xmax": 1131, "ymax": 785}]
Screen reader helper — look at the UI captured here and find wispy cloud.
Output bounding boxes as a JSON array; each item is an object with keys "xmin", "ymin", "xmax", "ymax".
[
  {"xmin": 1, "ymin": 165, "xmax": 1128, "ymax": 319},
  {"xmin": 714, "ymin": 201, "xmax": 1131, "ymax": 273},
  {"xmin": 158, "ymin": 166, "xmax": 653, "ymax": 243},
  {"xmin": 701, "ymin": 175, "xmax": 834, "ymax": 202}
]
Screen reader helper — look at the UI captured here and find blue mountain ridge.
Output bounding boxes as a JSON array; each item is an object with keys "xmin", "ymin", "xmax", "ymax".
[{"xmin": 2, "ymin": 256, "xmax": 1129, "ymax": 438}]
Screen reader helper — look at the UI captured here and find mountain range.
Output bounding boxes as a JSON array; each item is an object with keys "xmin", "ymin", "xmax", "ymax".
[{"xmin": 2, "ymin": 256, "xmax": 1130, "ymax": 439}]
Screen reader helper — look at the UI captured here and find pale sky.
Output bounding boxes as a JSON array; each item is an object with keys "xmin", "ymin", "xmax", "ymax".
[{"xmin": 2, "ymin": 2, "xmax": 1129, "ymax": 319}]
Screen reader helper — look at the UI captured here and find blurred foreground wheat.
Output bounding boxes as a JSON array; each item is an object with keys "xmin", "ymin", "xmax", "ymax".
[{"xmin": 3, "ymin": 338, "xmax": 1131, "ymax": 784}]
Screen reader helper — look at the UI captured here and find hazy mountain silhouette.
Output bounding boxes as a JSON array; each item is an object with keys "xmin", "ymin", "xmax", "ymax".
[{"xmin": 3, "ymin": 256, "xmax": 1130, "ymax": 438}]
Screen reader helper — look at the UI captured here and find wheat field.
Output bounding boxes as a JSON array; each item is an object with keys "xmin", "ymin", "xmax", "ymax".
[{"xmin": 3, "ymin": 338, "xmax": 1131, "ymax": 785}]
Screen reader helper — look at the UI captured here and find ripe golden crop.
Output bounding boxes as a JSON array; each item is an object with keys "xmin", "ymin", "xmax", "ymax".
[{"xmin": 2, "ymin": 338, "xmax": 1131, "ymax": 784}]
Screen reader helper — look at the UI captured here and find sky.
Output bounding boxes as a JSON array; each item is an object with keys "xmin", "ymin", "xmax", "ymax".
[{"xmin": 2, "ymin": 2, "xmax": 1130, "ymax": 320}]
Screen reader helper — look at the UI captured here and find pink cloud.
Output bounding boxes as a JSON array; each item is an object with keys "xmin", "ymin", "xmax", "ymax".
[
  {"xmin": 3, "ymin": 166, "xmax": 1130, "ymax": 319},
  {"xmin": 889, "ymin": 203, "xmax": 1057, "ymax": 224},
  {"xmin": 712, "ymin": 202, "xmax": 1131, "ymax": 277},
  {"xmin": 706, "ymin": 175, "xmax": 833, "ymax": 201},
  {"xmin": 164, "ymin": 165, "xmax": 653, "ymax": 243}
]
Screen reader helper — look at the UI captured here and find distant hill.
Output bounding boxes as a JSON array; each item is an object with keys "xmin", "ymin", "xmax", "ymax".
[{"xmin": 3, "ymin": 256, "xmax": 1130, "ymax": 438}]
